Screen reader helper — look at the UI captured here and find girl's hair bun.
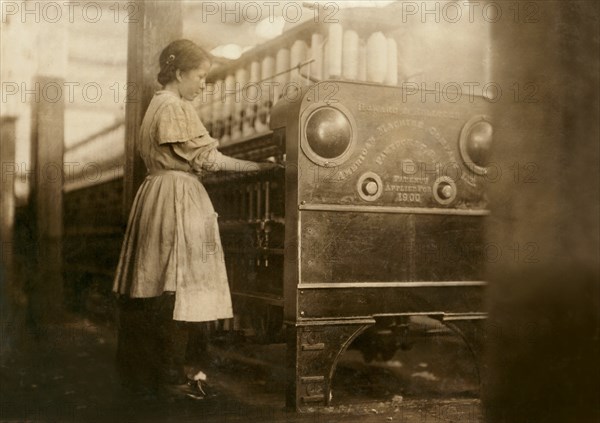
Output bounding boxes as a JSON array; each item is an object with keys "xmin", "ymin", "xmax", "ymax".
[{"xmin": 157, "ymin": 39, "xmax": 212, "ymax": 86}]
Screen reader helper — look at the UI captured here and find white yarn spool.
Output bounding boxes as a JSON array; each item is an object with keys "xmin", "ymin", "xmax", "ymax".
[
  {"xmin": 310, "ymin": 33, "xmax": 324, "ymax": 80},
  {"xmin": 256, "ymin": 56, "xmax": 275, "ymax": 132},
  {"xmin": 250, "ymin": 61, "xmax": 261, "ymax": 84},
  {"xmin": 221, "ymin": 74, "xmax": 235, "ymax": 144},
  {"xmin": 385, "ymin": 37, "xmax": 398, "ymax": 85},
  {"xmin": 342, "ymin": 30, "xmax": 359, "ymax": 80},
  {"xmin": 223, "ymin": 74, "xmax": 235, "ymax": 118},
  {"xmin": 328, "ymin": 23, "xmax": 343, "ymax": 77},
  {"xmin": 234, "ymin": 68, "xmax": 248, "ymax": 113},
  {"xmin": 274, "ymin": 48, "xmax": 290, "ymax": 104},
  {"xmin": 290, "ymin": 40, "xmax": 308, "ymax": 83},
  {"xmin": 247, "ymin": 60, "xmax": 261, "ymax": 107},
  {"xmin": 367, "ymin": 32, "xmax": 388, "ymax": 83},
  {"xmin": 358, "ymin": 40, "xmax": 367, "ymax": 81},
  {"xmin": 232, "ymin": 68, "xmax": 247, "ymax": 140},
  {"xmin": 323, "ymin": 41, "xmax": 330, "ymax": 80},
  {"xmin": 260, "ymin": 56, "xmax": 275, "ymax": 103},
  {"xmin": 244, "ymin": 61, "xmax": 261, "ymax": 136},
  {"xmin": 261, "ymin": 55, "xmax": 275, "ymax": 80}
]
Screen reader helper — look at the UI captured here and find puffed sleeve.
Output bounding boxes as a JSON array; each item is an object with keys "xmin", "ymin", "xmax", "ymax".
[
  {"xmin": 156, "ymin": 100, "xmax": 208, "ymax": 144},
  {"xmin": 171, "ymin": 136, "xmax": 225, "ymax": 174},
  {"xmin": 155, "ymin": 98, "xmax": 224, "ymax": 174}
]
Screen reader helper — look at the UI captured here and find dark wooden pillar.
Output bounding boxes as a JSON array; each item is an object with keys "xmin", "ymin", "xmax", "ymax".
[
  {"xmin": 1, "ymin": 116, "xmax": 18, "ymax": 310},
  {"xmin": 29, "ymin": 74, "xmax": 65, "ymax": 323},
  {"xmin": 1, "ymin": 117, "xmax": 17, "ymax": 244},
  {"xmin": 123, "ymin": 0, "xmax": 183, "ymax": 217},
  {"xmin": 484, "ymin": 2, "xmax": 599, "ymax": 422}
]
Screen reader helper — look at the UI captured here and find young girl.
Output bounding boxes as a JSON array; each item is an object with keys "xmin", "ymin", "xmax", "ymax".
[{"xmin": 112, "ymin": 39, "xmax": 279, "ymax": 399}]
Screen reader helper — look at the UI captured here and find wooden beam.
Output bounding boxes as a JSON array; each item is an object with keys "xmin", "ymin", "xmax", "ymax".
[{"xmin": 123, "ymin": 0, "xmax": 183, "ymax": 219}]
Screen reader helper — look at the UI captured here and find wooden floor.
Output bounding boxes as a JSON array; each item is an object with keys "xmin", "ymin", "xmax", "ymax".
[{"xmin": 0, "ymin": 311, "xmax": 482, "ymax": 422}]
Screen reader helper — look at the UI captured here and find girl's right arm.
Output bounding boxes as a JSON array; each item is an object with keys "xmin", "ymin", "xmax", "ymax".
[
  {"xmin": 205, "ymin": 151, "xmax": 280, "ymax": 173},
  {"xmin": 171, "ymin": 138, "xmax": 281, "ymax": 174}
]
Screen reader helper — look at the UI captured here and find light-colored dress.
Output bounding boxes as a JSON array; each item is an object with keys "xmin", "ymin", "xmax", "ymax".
[{"xmin": 113, "ymin": 90, "xmax": 233, "ymax": 322}]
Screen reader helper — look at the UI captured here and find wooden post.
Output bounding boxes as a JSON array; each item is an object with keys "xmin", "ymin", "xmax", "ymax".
[
  {"xmin": 484, "ymin": 3, "xmax": 599, "ymax": 422},
  {"xmin": 123, "ymin": 0, "xmax": 183, "ymax": 218},
  {"xmin": 26, "ymin": 20, "xmax": 68, "ymax": 325},
  {"xmin": 1, "ymin": 117, "xmax": 17, "ymax": 244},
  {"xmin": 1, "ymin": 116, "xmax": 17, "ymax": 307},
  {"xmin": 28, "ymin": 74, "xmax": 66, "ymax": 324}
]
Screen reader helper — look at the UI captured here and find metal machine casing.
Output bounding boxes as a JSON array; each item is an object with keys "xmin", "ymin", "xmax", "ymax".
[{"xmin": 270, "ymin": 81, "xmax": 491, "ymax": 409}]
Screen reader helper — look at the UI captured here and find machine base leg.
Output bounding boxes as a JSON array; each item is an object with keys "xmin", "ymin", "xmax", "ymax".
[{"xmin": 286, "ymin": 318, "xmax": 375, "ymax": 411}]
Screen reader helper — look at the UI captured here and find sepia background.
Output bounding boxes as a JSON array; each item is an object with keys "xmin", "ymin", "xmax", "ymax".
[{"xmin": 1, "ymin": 1, "xmax": 598, "ymax": 422}]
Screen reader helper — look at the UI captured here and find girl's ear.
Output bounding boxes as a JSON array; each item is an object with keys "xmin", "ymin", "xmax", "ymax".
[{"xmin": 175, "ymin": 69, "xmax": 183, "ymax": 82}]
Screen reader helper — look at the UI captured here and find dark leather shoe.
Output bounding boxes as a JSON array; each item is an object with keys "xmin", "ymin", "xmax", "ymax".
[
  {"xmin": 164, "ymin": 379, "xmax": 219, "ymax": 400},
  {"xmin": 195, "ymin": 380, "xmax": 219, "ymax": 399}
]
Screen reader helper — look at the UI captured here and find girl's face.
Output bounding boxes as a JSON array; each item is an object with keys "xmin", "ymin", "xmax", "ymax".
[{"xmin": 176, "ymin": 61, "xmax": 210, "ymax": 101}]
